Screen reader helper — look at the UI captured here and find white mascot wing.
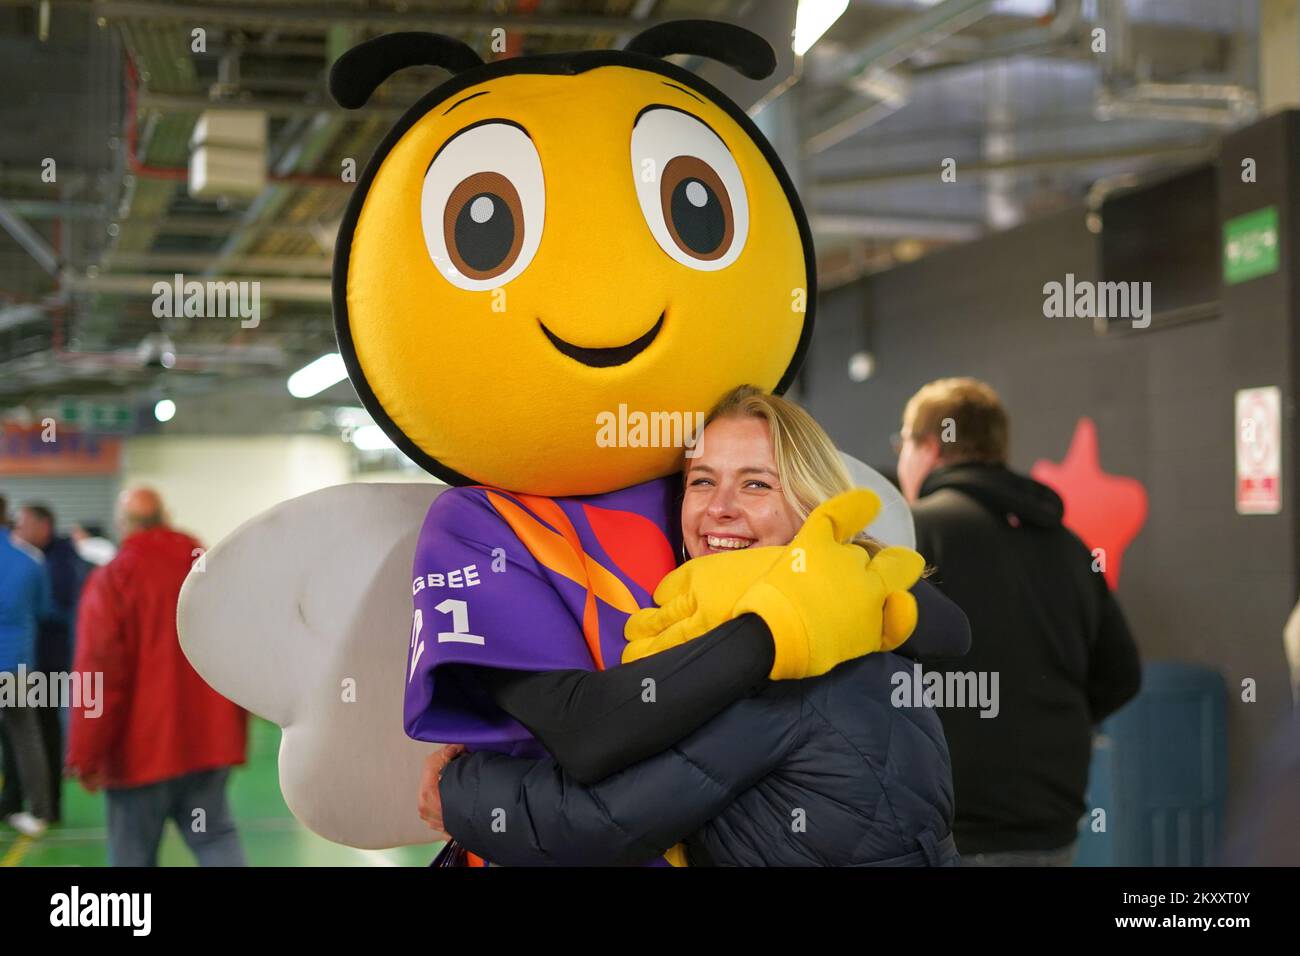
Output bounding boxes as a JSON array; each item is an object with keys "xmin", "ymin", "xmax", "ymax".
[
  {"xmin": 841, "ymin": 452, "xmax": 915, "ymax": 549},
  {"xmin": 178, "ymin": 482, "xmax": 445, "ymax": 849}
]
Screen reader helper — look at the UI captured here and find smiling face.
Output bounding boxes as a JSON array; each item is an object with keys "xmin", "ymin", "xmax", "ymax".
[
  {"xmin": 339, "ymin": 61, "xmax": 812, "ymax": 495},
  {"xmin": 681, "ymin": 415, "xmax": 800, "ymax": 559}
]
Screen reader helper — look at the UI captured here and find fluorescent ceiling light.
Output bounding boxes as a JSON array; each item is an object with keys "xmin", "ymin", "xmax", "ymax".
[
  {"xmin": 992, "ymin": 0, "xmax": 1051, "ymax": 15},
  {"xmin": 288, "ymin": 352, "xmax": 347, "ymax": 398},
  {"xmin": 351, "ymin": 424, "xmax": 395, "ymax": 451},
  {"xmin": 154, "ymin": 399, "xmax": 176, "ymax": 423},
  {"xmin": 794, "ymin": 0, "xmax": 850, "ymax": 55}
]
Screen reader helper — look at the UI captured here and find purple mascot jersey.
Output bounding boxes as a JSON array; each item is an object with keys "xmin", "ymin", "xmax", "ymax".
[{"xmin": 404, "ymin": 476, "xmax": 681, "ymax": 759}]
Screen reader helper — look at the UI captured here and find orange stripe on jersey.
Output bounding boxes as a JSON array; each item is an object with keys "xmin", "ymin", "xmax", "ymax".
[
  {"xmin": 484, "ymin": 491, "xmax": 585, "ymax": 582},
  {"xmin": 517, "ymin": 495, "xmax": 604, "ymax": 667},
  {"xmin": 516, "ymin": 493, "xmax": 643, "ymax": 670},
  {"xmin": 483, "ymin": 491, "xmax": 638, "ymax": 670},
  {"xmin": 517, "ymin": 494, "xmax": 640, "ymax": 616}
]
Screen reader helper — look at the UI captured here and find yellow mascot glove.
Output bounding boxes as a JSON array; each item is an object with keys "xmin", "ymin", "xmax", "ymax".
[
  {"xmin": 623, "ymin": 492, "xmax": 884, "ymax": 659},
  {"xmin": 622, "ymin": 545, "xmax": 784, "ymax": 664},
  {"xmin": 730, "ymin": 490, "xmax": 926, "ymax": 679},
  {"xmin": 623, "ymin": 490, "xmax": 926, "ymax": 680}
]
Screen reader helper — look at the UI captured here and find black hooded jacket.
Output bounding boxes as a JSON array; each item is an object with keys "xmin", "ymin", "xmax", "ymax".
[{"xmin": 911, "ymin": 462, "xmax": 1141, "ymax": 855}]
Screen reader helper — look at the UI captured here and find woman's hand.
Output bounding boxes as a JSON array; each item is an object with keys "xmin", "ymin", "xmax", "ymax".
[{"xmin": 418, "ymin": 743, "xmax": 466, "ymax": 834}]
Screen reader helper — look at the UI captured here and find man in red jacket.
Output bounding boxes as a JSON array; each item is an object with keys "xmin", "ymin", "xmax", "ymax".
[{"xmin": 67, "ymin": 486, "xmax": 247, "ymax": 866}]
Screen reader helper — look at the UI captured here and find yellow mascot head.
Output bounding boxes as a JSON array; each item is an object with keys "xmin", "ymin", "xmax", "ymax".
[{"xmin": 331, "ymin": 20, "xmax": 814, "ymax": 496}]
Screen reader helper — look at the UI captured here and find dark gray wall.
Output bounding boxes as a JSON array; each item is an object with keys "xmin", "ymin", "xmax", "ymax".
[{"xmin": 802, "ymin": 115, "xmax": 1300, "ymax": 813}]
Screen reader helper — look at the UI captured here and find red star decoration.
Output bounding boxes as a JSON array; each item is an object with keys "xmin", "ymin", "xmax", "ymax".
[{"xmin": 1030, "ymin": 417, "xmax": 1148, "ymax": 589}]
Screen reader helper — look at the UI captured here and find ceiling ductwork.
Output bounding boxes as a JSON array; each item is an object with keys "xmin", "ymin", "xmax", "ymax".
[{"xmin": 0, "ymin": 0, "xmax": 1270, "ymax": 423}]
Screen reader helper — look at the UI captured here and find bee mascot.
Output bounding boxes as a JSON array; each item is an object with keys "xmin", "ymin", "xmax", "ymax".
[{"xmin": 179, "ymin": 20, "xmax": 921, "ymax": 866}]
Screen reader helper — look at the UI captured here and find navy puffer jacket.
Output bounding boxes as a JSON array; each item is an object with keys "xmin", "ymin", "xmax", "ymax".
[{"xmin": 442, "ymin": 582, "xmax": 968, "ymax": 866}]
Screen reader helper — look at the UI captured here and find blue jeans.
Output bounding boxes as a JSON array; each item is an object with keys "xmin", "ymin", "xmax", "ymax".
[
  {"xmin": 105, "ymin": 768, "xmax": 246, "ymax": 867},
  {"xmin": 959, "ymin": 840, "xmax": 1078, "ymax": 867}
]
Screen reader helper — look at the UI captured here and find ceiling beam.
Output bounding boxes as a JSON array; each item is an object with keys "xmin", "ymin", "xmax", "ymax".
[
  {"xmin": 814, "ymin": 140, "xmax": 1211, "ymax": 189},
  {"xmin": 0, "ymin": 199, "xmax": 62, "ymax": 277},
  {"xmin": 87, "ymin": 1, "xmax": 661, "ymax": 34}
]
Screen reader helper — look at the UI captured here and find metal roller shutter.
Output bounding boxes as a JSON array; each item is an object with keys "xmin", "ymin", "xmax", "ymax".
[{"xmin": 0, "ymin": 475, "xmax": 120, "ymax": 536}]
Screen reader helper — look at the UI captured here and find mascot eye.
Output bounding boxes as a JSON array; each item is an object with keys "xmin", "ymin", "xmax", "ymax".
[
  {"xmin": 444, "ymin": 173, "xmax": 523, "ymax": 278},
  {"xmin": 421, "ymin": 122, "xmax": 544, "ymax": 290},
  {"xmin": 660, "ymin": 157, "xmax": 732, "ymax": 259},
  {"xmin": 631, "ymin": 107, "xmax": 748, "ymax": 271}
]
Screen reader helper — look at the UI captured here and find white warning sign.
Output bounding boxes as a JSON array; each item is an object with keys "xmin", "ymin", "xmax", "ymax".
[{"xmin": 1235, "ymin": 386, "xmax": 1282, "ymax": 515}]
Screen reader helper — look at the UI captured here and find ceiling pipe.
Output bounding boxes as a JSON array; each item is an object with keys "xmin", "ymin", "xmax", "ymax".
[
  {"xmin": 806, "ymin": 0, "xmax": 998, "ymax": 153},
  {"xmin": 913, "ymin": 0, "xmax": 1086, "ymax": 70},
  {"xmin": 123, "ymin": 58, "xmax": 186, "ymax": 182},
  {"xmin": 1095, "ymin": 0, "xmax": 1257, "ymax": 127},
  {"xmin": 125, "ymin": 58, "xmax": 350, "ymax": 188},
  {"xmin": 813, "ymin": 140, "xmax": 1211, "ymax": 190},
  {"xmin": 812, "ymin": 213, "xmax": 982, "ymax": 242},
  {"xmin": 108, "ymin": 253, "xmax": 331, "ymax": 275},
  {"xmin": 1095, "ymin": 97, "xmax": 1252, "ymax": 126},
  {"xmin": 123, "ymin": 216, "xmax": 323, "ymax": 237},
  {"xmin": 133, "ymin": 89, "xmax": 405, "ymax": 122},
  {"xmin": 819, "ymin": 0, "xmax": 996, "ymax": 86},
  {"xmin": 3, "ymin": 200, "xmax": 105, "ymax": 222},
  {"xmin": 807, "ymin": 0, "xmax": 1091, "ymax": 154},
  {"xmin": 0, "ymin": 199, "xmax": 63, "ymax": 277},
  {"xmin": 0, "ymin": 342, "xmax": 288, "ymax": 400},
  {"xmin": 90, "ymin": 1, "xmax": 659, "ymax": 34},
  {"xmin": 62, "ymin": 272, "xmax": 332, "ymax": 302},
  {"xmin": 0, "ymin": 303, "xmax": 48, "ymax": 333}
]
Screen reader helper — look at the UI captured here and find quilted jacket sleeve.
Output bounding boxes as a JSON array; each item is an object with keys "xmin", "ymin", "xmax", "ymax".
[{"xmin": 440, "ymin": 687, "xmax": 802, "ymax": 866}]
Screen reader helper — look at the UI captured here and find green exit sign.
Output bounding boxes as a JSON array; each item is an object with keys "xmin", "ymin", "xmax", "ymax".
[
  {"xmin": 57, "ymin": 401, "xmax": 133, "ymax": 432},
  {"xmin": 1223, "ymin": 206, "xmax": 1280, "ymax": 285}
]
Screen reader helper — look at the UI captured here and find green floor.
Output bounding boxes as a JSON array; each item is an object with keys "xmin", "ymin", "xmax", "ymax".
[{"xmin": 0, "ymin": 718, "xmax": 440, "ymax": 867}]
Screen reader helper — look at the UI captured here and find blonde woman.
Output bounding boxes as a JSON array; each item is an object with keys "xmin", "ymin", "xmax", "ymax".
[{"xmin": 422, "ymin": 386, "xmax": 970, "ymax": 866}]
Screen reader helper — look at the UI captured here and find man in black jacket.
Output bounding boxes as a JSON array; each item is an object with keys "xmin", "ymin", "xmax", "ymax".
[{"xmin": 894, "ymin": 378, "xmax": 1141, "ymax": 865}]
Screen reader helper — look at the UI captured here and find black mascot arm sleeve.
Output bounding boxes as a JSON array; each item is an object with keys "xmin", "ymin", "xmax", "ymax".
[
  {"xmin": 893, "ymin": 579, "xmax": 972, "ymax": 663},
  {"xmin": 467, "ymin": 614, "xmax": 774, "ymax": 785},
  {"xmin": 440, "ymin": 689, "xmax": 796, "ymax": 866},
  {"xmin": 1086, "ymin": 579, "xmax": 1143, "ymax": 722}
]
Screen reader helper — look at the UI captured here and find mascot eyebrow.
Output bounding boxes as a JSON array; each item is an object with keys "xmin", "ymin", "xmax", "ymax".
[
  {"xmin": 634, "ymin": 103, "xmax": 724, "ymax": 140},
  {"xmin": 329, "ymin": 19, "xmax": 777, "ymax": 108},
  {"xmin": 660, "ymin": 83, "xmax": 705, "ymax": 104},
  {"xmin": 425, "ymin": 118, "xmax": 532, "ymax": 172},
  {"xmin": 444, "ymin": 90, "xmax": 491, "ymax": 115}
]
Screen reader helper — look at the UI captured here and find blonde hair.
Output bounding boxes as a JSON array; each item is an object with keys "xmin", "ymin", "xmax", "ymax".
[
  {"xmin": 902, "ymin": 377, "xmax": 1008, "ymax": 464},
  {"xmin": 697, "ymin": 386, "xmax": 884, "ymax": 557}
]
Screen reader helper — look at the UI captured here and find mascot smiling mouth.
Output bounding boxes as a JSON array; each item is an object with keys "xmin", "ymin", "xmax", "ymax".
[{"xmin": 539, "ymin": 312, "xmax": 664, "ymax": 368}]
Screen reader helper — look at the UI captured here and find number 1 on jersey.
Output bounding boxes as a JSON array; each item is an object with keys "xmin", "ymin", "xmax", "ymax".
[{"xmin": 434, "ymin": 599, "xmax": 486, "ymax": 645}]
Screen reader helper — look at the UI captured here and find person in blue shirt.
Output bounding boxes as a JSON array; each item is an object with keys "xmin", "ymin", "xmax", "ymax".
[
  {"xmin": 3, "ymin": 502, "xmax": 91, "ymax": 824},
  {"xmin": 0, "ymin": 493, "xmax": 54, "ymax": 836}
]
